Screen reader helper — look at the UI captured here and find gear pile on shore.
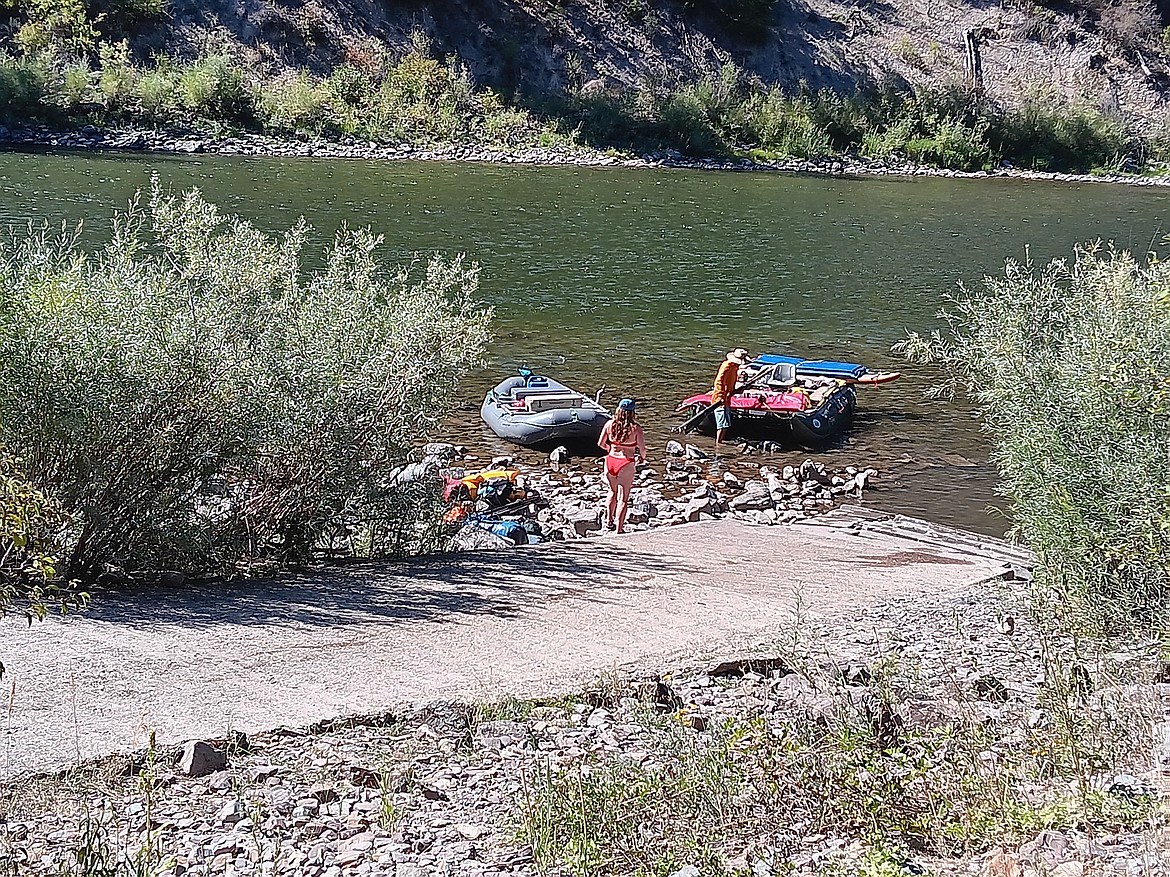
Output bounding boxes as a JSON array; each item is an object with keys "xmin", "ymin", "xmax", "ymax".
[
  {"xmin": 408, "ymin": 442, "xmax": 880, "ymax": 550},
  {"xmin": 6, "ymin": 583, "xmax": 1168, "ymax": 877}
]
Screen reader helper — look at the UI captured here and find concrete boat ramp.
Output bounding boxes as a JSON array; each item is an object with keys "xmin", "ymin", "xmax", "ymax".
[{"xmin": 2, "ymin": 507, "xmax": 1030, "ymax": 777}]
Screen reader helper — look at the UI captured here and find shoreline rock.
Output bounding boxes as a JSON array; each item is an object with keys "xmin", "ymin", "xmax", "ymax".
[
  {"xmin": 4, "ymin": 123, "xmax": 1169, "ymax": 189},
  {"xmin": 435, "ymin": 441, "xmax": 882, "ymax": 548}
]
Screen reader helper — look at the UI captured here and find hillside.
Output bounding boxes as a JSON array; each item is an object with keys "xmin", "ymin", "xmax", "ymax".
[
  {"xmin": 4, "ymin": 0, "xmax": 1170, "ymax": 172},
  {"xmin": 139, "ymin": 0, "xmax": 1170, "ymax": 127}
]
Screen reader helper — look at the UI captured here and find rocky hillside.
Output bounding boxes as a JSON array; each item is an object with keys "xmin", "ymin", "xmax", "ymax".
[{"xmin": 137, "ymin": 0, "xmax": 1170, "ymax": 127}]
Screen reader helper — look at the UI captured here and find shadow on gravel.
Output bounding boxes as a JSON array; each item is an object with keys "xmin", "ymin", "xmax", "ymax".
[{"xmin": 81, "ymin": 541, "xmax": 700, "ymax": 630}]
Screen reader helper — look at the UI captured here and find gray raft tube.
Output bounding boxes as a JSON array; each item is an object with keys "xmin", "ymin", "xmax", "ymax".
[{"xmin": 481, "ymin": 375, "xmax": 611, "ymax": 447}]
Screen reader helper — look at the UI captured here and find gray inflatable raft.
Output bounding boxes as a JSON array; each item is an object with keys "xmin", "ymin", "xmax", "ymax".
[{"xmin": 481, "ymin": 373, "xmax": 611, "ymax": 447}]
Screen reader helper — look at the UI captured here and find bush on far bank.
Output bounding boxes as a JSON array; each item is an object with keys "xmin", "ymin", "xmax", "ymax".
[
  {"xmin": 898, "ymin": 245, "xmax": 1170, "ymax": 633},
  {"xmin": 0, "ymin": 180, "xmax": 491, "ymax": 582}
]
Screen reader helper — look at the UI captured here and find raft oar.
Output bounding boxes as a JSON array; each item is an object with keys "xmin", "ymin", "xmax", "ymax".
[{"xmin": 672, "ymin": 364, "xmax": 776, "ymax": 434}]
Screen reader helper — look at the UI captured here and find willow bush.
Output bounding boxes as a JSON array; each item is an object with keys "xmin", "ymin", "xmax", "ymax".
[
  {"xmin": 0, "ymin": 181, "xmax": 491, "ymax": 581},
  {"xmin": 898, "ymin": 245, "xmax": 1170, "ymax": 632},
  {"xmin": 0, "ymin": 446, "xmax": 79, "ymax": 621}
]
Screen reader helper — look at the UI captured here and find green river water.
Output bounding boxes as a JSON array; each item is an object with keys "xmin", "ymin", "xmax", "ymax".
[{"xmin": 3, "ymin": 149, "xmax": 1168, "ymax": 534}]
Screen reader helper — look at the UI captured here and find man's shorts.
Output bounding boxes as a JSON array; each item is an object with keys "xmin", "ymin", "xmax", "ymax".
[{"xmin": 714, "ymin": 403, "xmax": 732, "ymax": 431}]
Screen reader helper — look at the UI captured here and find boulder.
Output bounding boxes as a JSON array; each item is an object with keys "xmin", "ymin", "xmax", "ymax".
[
  {"xmin": 799, "ymin": 459, "xmax": 832, "ymax": 485},
  {"xmin": 627, "ymin": 502, "xmax": 657, "ymax": 525},
  {"xmin": 476, "ymin": 719, "xmax": 530, "ymax": 749},
  {"xmin": 568, "ymin": 507, "xmax": 603, "ymax": 536},
  {"xmin": 708, "ymin": 656, "xmax": 789, "ymax": 678},
  {"xmin": 665, "ymin": 439, "xmax": 685, "ymax": 457},
  {"xmin": 178, "ymin": 740, "xmax": 226, "ymax": 778},
  {"xmin": 549, "ymin": 445, "xmax": 569, "ymax": 466},
  {"xmin": 689, "ymin": 482, "xmax": 716, "ymax": 500},
  {"xmin": 684, "ymin": 495, "xmax": 717, "ymax": 522},
  {"xmin": 310, "ymin": 784, "xmax": 340, "ymax": 804},
  {"xmin": 841, "ymin": 663, "xmax": 872, "ymax": 686},
  {"xmin": 423, "ymin": 442, "xmax": 456, "ymax": 460},
  {"xmin": 730, "ymin": 481, "xmax": 773, "ymax": 511},
  {"xmin": 684, "ymin": 444, "xmax": 708, "ymax": 460},
  {"xmin": 970, "ymin": 673, "xmax": 1010, "ymax": 703},
  {"xmin": 981, "ymin": 851, "xmax": 1022, "ymax": 877}
]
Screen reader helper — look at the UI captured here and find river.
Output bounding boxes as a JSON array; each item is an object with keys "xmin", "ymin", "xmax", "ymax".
[{"xmin": 2, "ymin": 149, "xmax": 1167, "ymax": 534}]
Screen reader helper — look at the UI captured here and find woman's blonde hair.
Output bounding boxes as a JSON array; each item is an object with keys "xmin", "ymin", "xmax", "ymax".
[{"xmin": 610, "ymin": 406, "xmax": 635, "ymax": 444}]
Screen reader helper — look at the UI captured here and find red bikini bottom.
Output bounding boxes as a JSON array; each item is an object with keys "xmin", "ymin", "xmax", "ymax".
[{"xmin": 605, "ymin": 455, "xmax": 634, "ymax": 477}]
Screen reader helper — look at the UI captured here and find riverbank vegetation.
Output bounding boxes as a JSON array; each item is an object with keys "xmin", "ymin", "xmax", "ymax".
[
  {"xmin": 0, "ymin": 447, "xmax": 82, "ymax": 620},
  {"xmin": 0, "ymin": 28, "xmax": 1156, "ymax": 174},
  {"xmin": 899, "ymin": 245, "xmax": 1170, "ymax": 634},
  {"xmin": 0, "ymin": 182, "xmax": 490, "ymax": 583}
]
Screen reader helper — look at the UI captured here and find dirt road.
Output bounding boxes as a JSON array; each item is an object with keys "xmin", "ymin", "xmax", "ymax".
[{"xmin": 1, "ymin": 511, "xmax": 1026, "ymax": 777}]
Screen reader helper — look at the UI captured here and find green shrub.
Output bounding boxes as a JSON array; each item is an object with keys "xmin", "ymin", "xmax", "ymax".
[
  {"xmin": 683, "ymin": 0, "xmax": 778, "ymax": 41},
  {"xmin": 0, "ymin": 447, "xmax": 79, "ymax": 622},
  {"xmin": 13, "ymin": 0, "xmax": 97, "ymax": 58},
  {"xmin": 178, "ymin": 54, "xmax": 256, "ymax": 126},
  {"xmin": 735, "ymin": 88, "xmax": 834, "ymax": 158},
  {"xmin": 374, "ymin": 50, "xmax": 468, "ymax": 142},
  {"xmin": 135, "ymin": 62, "xmax": 182, "ymax": 122},
  {"xmin": 858, "ymin": 100, "xmax": 993, "ymax": 170},
  {"xmin": 259, "ymin": 71, "xmax": 334, "ymax": 134},
  {"xmin": 0, "ymin": 181, "xmax": 491, "ymax": 580},
  {"xmin": 55, "ymin": 60, "xmax": 93, "ymax": 111},
  {"xmin": 656, "ymin": 89, "xmax": 723, "ymax": 155},
  {"xmin": 991, "ymin": 98, "xmax": 1127, "ymax": 171},
  {"xmin": 904, "ymin": 116, "xmax": 992, "ymax": 170},
  {"xmin": 0, "ymin": 53, "xmax": 49, "ymax": 121},
  {"xmin": 91, "ymin": 0, "xmax": 168, "ymax": 35},
  {"xmin": 322, "ymin": 63, "xmax": 371, "ymax": 134},
  {"xmin": 898, "ymin": 245, "xmax": 1170, "ymax": 632},
  {"xmin": 97, "ymin": 40, "xmax": 136, "ymax": 112},
  {"xmin": 861, "ymin": 114, "xmax": 917, "ymax": 160},
  {"xmin": 482, "ymin": 106, "xmax": 540, "ymax": 146}
]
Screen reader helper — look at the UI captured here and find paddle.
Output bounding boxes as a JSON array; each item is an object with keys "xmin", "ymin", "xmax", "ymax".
[{"xmin": 673, "ymin": 363, "xmax": 776, "ymax": 434}]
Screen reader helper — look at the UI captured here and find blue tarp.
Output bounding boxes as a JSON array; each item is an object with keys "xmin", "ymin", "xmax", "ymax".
[{"xmin": 754, "ymin": 354, "xmax": 868, "ymax": 380}]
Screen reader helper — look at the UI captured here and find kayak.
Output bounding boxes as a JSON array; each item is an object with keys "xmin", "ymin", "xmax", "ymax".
[{"xmin": 481, "ymin": 372, "xmax": 610, "ymax": 447}]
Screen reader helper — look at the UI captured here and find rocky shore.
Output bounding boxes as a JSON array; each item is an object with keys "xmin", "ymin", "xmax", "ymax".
[
  {"xmin": 6, "ymin": 579, "xmax": 1168, "ymax": 877},
  {"xmin": 410, "ymin": 441, "xmax": 881, "ymax": 550},
  {"xmin": 4, "ymin": 123, "xmax": 1169, "ymax": 189}
]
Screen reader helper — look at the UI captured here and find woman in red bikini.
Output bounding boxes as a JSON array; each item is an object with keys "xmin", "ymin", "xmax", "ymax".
[{"xmin": 597, "ymin": 398, "xmax": 647, "ymax": 534}]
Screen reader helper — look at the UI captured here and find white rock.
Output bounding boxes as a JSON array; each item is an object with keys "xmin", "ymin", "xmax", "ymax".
[{"xmin": 216, "ymin": 800, "xmax": 242, "ymax": 825}]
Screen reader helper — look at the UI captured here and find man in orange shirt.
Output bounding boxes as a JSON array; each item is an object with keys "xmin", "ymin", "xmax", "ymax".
[{"xmin": 712, "ymin": 348, "xmax": 750, "ymax": 446}]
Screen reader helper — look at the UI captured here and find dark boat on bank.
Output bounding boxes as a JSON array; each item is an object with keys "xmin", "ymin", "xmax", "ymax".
[
  {"xmin": 481, "ymin": 370, "xmax": 610, "ymax": 447},
  {"xmin": 676, "ymin": 354, "xmax": 898, "ymax": 447}
]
